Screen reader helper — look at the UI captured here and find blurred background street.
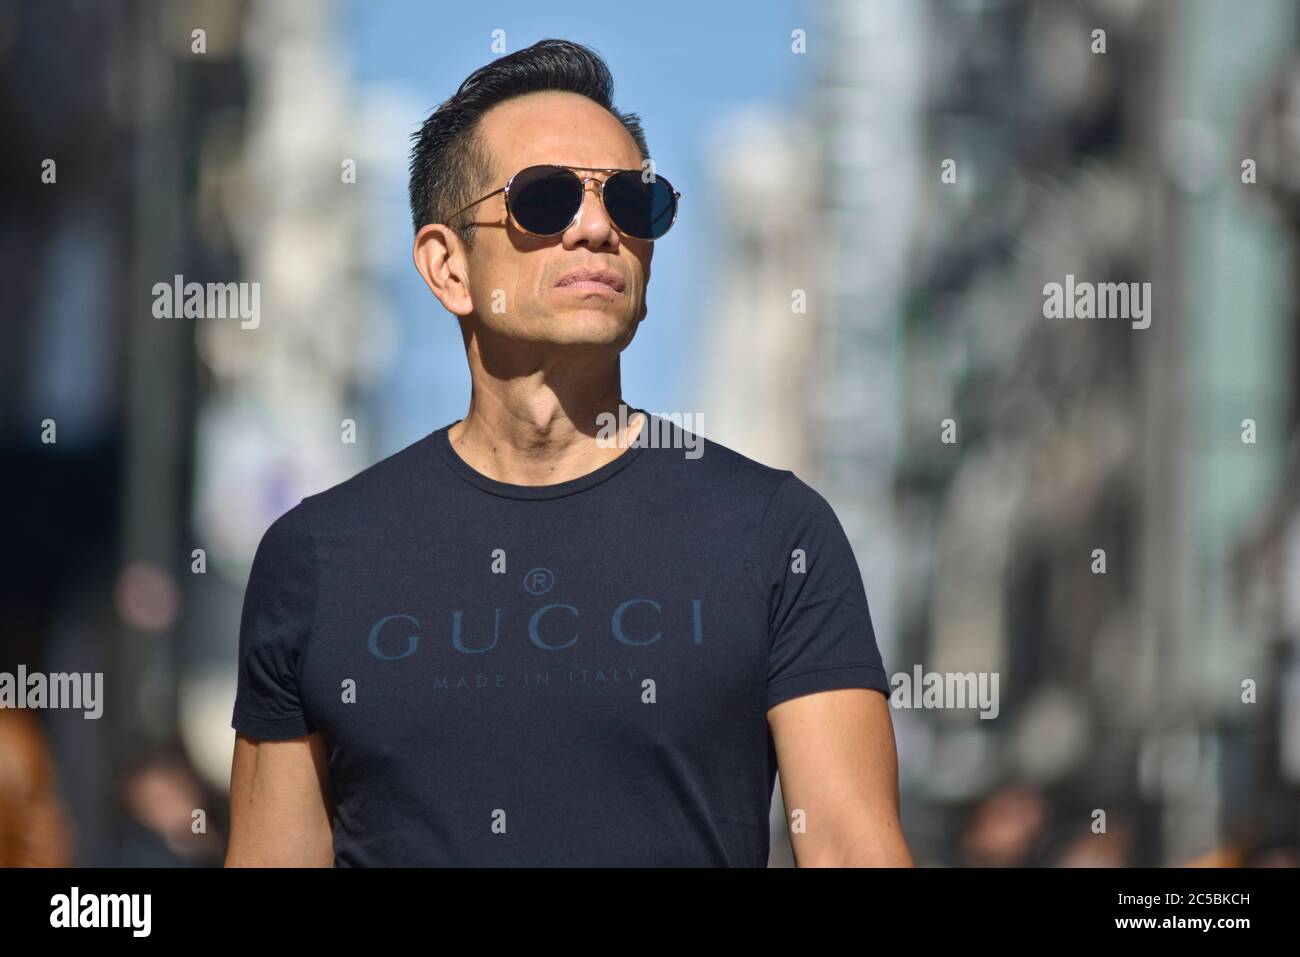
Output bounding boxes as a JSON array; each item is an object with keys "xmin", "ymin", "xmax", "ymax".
[{"xmin": 1, "ymin": 0, "xmax": 1298, "ymax": 867}]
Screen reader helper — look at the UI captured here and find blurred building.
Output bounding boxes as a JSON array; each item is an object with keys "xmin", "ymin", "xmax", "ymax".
[
  {"xmin": 795, "ymin": 0, "xmax": 1298, "ymax": 865},
  {"xmin": 1, "ymin": 0, "xmax": 256, "ymax": 864},
  {"xmin": 699, "ymin": 106, "xmax": 820, "ymax": 473},
  {"xmin": 1, "ymin": 0, "xmax": 385, "ymax": 865}
]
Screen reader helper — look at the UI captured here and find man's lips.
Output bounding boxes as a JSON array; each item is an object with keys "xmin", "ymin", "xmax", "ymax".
[{"xmin": 555, "ymin": 268, "xmax": 626, "ymax": 293}]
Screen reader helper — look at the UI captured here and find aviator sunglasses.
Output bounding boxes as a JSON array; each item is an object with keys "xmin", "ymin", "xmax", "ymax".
[{"xmin": 448, "ymin": 164, "xmax": 682, "ymax": 241}]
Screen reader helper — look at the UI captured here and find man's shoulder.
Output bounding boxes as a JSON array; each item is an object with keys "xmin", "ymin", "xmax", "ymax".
[
  {"xmin": 293, "ymin": 428, "xmax": 443, "ymax": 525},
  {"xmin": 642, "ymin": 414, "xmax": 808, "ymax": 508}
]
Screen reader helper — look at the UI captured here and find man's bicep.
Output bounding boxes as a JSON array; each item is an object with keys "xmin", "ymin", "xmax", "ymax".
[
  {"xmin": 226, "ymin": 731, "xmax": 333, "ymax": 867},
  {"xmin": 768, "ymin": 687, "xmax": 912, "ymax": 866}
]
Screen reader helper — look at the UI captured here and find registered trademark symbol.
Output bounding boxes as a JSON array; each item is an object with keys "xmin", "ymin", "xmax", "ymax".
[{"xmin": 524, "ymin": 567, "xmax": 555, "ymax": 596}]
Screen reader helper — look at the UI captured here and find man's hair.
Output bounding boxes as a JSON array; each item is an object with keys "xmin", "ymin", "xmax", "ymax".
[{"xmin": 407, "ymin": 38, "xmax": 650, "ymax": 246}]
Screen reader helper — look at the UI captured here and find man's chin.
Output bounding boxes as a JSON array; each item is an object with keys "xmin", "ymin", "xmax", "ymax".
[{"xmin": 536, "ymin": 313, "xmax": 637, "ymax": 348}]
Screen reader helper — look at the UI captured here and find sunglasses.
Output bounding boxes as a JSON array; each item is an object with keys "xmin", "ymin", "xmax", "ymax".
[{"xmin": 448, "ymin": 164, "xmax": 681, "ymax": 241}]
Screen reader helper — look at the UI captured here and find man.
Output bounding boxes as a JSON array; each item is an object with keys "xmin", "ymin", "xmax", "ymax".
[{"xmin": 226, "ymin": 38, "xmax": 910, "ymax": 867}]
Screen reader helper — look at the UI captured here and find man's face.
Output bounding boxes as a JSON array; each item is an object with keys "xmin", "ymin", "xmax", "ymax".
[{"xmin": 454, "ymin": 91, "xmax": 653, "ymax": 352}]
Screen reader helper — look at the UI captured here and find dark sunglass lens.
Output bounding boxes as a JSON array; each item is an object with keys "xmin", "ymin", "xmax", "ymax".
[
  {"xmin": 604, "ymin": 172, "xmax": 676, "ymax": 239},
  {"xmin": 508, "ymin": 166, "xmax": 582, "ymax": 234}
]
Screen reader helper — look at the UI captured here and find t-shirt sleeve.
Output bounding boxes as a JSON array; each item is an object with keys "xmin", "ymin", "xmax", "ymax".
[
  {"xmin": 231, "ymin": 503, "xmax": 319, "ymax": 739},
  {"xmin": 758, "ymin": 473, "xmax": 891, "ymax": 710}
]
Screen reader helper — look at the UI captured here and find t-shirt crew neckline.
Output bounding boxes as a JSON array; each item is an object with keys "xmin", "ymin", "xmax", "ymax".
[{"xmin": 432, "ymin": 408, "xmax": 652, "ymax": 501}]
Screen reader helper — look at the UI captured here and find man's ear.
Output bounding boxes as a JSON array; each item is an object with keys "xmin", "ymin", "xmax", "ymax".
[{"xmin": 413, "ymin": 223, "xmax": 474, "ymax": 318}]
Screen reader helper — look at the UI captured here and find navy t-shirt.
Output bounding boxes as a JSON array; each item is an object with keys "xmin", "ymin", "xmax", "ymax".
[{"xmin": 231, "ymin": 412, "xmax": 890, "ymax": 866}]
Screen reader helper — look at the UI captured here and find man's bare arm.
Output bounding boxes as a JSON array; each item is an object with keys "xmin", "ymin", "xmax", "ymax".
[
  {"xmin": 768, "ymin": 687, "xmax": 913, "ymax": 867},
  {"xmin": 226, "ymin": 731, "xmax": 333, "ymax": 866}
]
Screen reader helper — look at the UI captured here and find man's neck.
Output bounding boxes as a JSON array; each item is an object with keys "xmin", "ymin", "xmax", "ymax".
[{"xmin": 447, "ymin": 373, "xmax": 645, "ymax": 487}]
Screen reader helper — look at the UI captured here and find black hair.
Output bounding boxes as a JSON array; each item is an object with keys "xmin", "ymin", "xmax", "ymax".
[{"xmin": 407, "ymin": 38, "xmax": 650, "ymax": 246}]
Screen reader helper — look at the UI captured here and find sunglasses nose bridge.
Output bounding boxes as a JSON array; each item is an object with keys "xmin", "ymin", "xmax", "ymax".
[{"xmin": 571, "ymin": 173, "xmax": 613, "ymax": 231}]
